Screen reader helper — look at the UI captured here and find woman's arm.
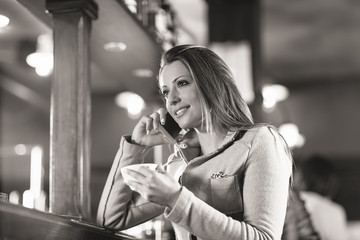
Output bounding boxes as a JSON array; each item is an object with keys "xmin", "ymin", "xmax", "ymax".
[
  {"xmin": 96, "ymin": 136, "xmax": 165, "ymax": 230},
  {"xmin": 164, "ymin": 127, "xmax": 293, "ymax": 240}
]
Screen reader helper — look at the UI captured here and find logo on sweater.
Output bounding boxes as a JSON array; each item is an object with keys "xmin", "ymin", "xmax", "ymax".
[{"xmin": 210, "ymin": 171, "xmax": 228, "ymax": 179}]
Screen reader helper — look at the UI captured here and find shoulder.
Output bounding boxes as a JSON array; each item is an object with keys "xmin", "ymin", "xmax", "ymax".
[
  {"xmin": 241, "ymin": 125, "xmax": 284, "ymax": 147},
  {"xmin": 241, "ymin": 125, "xmax": 293, "ymax": 169},
  {"xmin": 231, "ymin": 125, "xmax": 287, "ymax": 154}
]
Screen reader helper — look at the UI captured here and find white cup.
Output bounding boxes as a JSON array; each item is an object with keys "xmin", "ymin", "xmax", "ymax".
[{"xmin": 121, "ymin": 163, "xmax": 158, "ymax": 182}]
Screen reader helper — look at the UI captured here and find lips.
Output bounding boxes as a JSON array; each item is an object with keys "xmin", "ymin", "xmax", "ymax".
[{"xmin": 174, "ymin": 106, "xmax": 189, "ymax": 116}]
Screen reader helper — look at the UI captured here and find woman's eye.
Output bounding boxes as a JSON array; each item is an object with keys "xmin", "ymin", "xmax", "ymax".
[
  {"xmin": 177, "ymin": 80, "xmax": 188, "ymax": 87},
  {"xmin": 162, "ymin": 90, "xmax": 169, "ymax": 97}
]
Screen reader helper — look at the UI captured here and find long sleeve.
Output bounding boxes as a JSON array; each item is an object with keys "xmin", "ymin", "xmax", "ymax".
[
  {"xmin": 96, "ymin": 136, "xmax": 165, "ymax": 230},
  {"xmin": 164, "ymin": 127, "xmax": 293, "ymax": 240}
]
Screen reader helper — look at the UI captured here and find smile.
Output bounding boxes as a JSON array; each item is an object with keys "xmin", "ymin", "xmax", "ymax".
[{"xmin": 175, "ymin": 107, "xmax": 189, "ymax": 116}]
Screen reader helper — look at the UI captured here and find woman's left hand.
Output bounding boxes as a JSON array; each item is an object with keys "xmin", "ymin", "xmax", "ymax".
[{"xmin": 123, "ymin": 166, "xmax": 181, "ymax": 208}]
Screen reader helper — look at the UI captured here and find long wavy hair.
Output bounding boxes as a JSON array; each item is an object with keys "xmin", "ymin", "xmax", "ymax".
[
  {"xmin": 158, "ymin": 44, "xmax": 294, "ymax": 182},
  {"xmin": 158, "ymin": 44, "xmax": 254, "ymax": 134}
]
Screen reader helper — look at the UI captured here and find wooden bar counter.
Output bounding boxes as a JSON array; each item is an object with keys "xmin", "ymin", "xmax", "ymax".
[{"xmin": 0, "ymin": 201, "xmax": 136, "ymax": 240}]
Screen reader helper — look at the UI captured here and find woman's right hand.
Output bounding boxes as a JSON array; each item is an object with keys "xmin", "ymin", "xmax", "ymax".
[{"xmin": 131, "ymin": 108, "xmax": 170, "ymax": 146}]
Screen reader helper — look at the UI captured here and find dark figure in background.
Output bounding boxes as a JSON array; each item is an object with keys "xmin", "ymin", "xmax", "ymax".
[
  {"xmin": 282, "ymin": 189, "xmax": 321, "ymax": 240},
  {"xmin": 296, "ymin": 155, "xmax": 349, "ymax": 240}
]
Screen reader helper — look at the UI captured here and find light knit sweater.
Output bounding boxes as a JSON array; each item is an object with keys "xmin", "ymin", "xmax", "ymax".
[{"xmin": 97, "ymin": 126, "xmax": 293, "ymax": 240}]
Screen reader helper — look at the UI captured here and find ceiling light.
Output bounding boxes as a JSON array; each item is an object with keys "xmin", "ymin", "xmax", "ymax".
[
  {"xmin": 26, "ymin": 34, "xmax": 53, "ymax": 77},
  {"xmin": 26, "ymin": 52, "xmax": 53, "ymax": 76},
  {"xmin": 14, "ymin": 144, "xmax": 27, "ymax": 155},
  {"xmin": 132, "ymin": 68, "xmax": 153, "ymax": 78},
  {"xmin": 279, "ymin": 123, "xmax": 305, "ymax": 148},
  {"xmin": 0, "ymin": 15, "xmax": 10, "ymax": 28},
  {"xmin": 262, "ymin": 84, "xmax": 289, "ymax": 102},
  {"xmin": 114, "ymin": 91, "xmax": 145, "ymax": 119},
  {"xmin": 104, "ymin": 42, "xmax": 127, "ymax": 52},
  {"xmin": 262, "ymin": 84, "xmax": 289, "ymax": 110}
]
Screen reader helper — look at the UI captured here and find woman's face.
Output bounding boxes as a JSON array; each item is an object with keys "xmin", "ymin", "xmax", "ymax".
[{"xmin": 159, "ymin": 60, "xmax": 203, "ymax": 129}]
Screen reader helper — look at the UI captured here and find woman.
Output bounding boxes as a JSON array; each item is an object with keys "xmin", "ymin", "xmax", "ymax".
[{"xmin": 97, "ymin": 45, "xmax": 293, "ymax": 240}]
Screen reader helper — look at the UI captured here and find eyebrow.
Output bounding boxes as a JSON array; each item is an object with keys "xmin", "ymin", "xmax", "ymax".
[
  {"xmin": 161, "ymin": 75, "xmax": 188, "ymax": 89},
  {"xmin": 172, "ymin": 76, "xmax": 184, "ymax": 84}
]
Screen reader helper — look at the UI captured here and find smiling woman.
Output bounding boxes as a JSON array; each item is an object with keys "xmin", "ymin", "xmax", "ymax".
[
  {"xmin": 97, "ymin": 45, "xmax": 294, "ymax": 240},
  {"xmin": 158, "ymin": 60, "xmax": 202, "ymax": 130}
]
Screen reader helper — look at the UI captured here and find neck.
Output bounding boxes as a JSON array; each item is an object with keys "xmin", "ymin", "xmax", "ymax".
[{"xmin": 194, "ymin": 128, "xmax": 227, "ymax": 155}]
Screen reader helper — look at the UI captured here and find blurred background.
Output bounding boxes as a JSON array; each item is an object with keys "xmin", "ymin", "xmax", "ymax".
[{"xmin": 1, "ymin": 0, "xmax": 360, "ymax": 236}]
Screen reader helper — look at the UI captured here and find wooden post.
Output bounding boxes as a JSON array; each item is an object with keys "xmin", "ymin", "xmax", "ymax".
[{"xmin": 46, "ymin": 0, "xmax": 97, "ymax": 218}]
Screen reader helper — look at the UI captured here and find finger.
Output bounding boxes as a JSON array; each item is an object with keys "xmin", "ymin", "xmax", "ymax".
[
  {"xmin": 137, "ymin": 166, "xmax": 155, "ymax": 176},
  {"xmin": 149, "ymin": 112, "xmax": 161, "ymax": 131},
  {"xmin": 137, "ymin": 166, "xmax": 166, "ymax": 182},
  {"xmin": 140, "ymin": 115, "xmax": 155, "ymax": 134},
  {"xmin": 155, "ymin": 164, "xmax": 166, "ymax": 174},
  {"xmin": 157, "ymin": 108, "xmax": 167, "ymax": 125}
]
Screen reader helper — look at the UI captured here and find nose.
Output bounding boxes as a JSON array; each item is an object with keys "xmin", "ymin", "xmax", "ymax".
[{"xmin": 168, "ymin": 90, "xmax": 181, "ymax": 106}]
